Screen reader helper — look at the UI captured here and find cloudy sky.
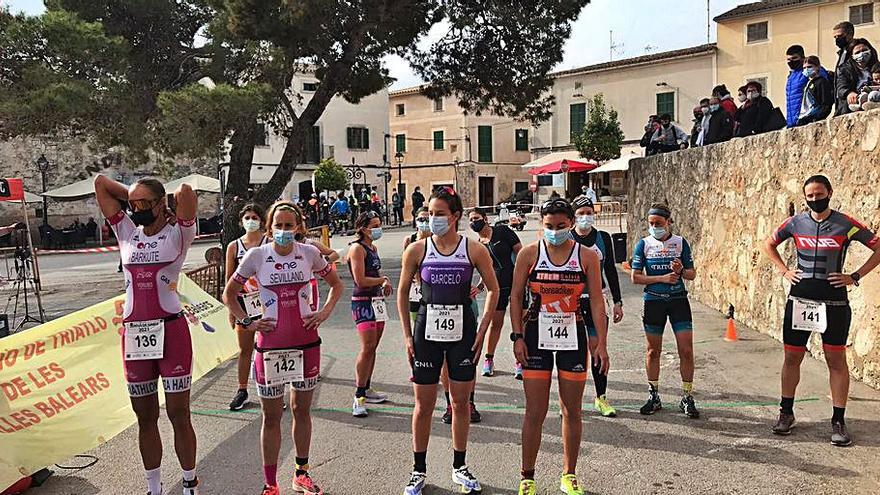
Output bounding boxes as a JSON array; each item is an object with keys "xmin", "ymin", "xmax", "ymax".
[{"xmin": 4, "ymin": 0, "xmax": 744, "ymax": 89}]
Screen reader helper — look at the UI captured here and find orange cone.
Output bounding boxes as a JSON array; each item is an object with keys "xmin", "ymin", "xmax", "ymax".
[
  {"xmin": 724, "ymin": 318, "xmax": 738, "ymax": 342},
  {"xmin": 724, "ymin": 304, "xmax": 738, "ymax": 342}
]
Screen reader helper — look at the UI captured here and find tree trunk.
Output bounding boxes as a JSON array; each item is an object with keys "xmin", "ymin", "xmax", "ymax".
[
  {"xmin": 221, "ymin": 119, "xmax": 258, "ymax": 248},
  {"xmin": 253, "ymin": 120, "xmax": 308, "ymax": 207}
]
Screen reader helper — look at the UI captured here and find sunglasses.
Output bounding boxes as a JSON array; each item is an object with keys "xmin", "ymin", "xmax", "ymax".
[
  {"xmin": 540, "ymin": 198, "xmax": 572, "ymax": 213},
  {"xmin": 129, "ymin": 198, "xmax": 159, "ymax": 212}
]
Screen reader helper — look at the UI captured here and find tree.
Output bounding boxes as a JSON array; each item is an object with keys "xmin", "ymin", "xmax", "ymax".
[
  {"xmin": 574, "ymin": 94, "xmax": 624, "ymax": 163},
  {"xmin": 1, "ymin": 0, "xmax": 591, "ymax": 246},
  {"xmin": 313, "ymin": 158, "xmax": 349, "ymax": 194}
]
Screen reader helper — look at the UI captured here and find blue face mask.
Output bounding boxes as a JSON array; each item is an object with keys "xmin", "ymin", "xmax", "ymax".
[
  {"xmin": 370, "ymin": 227, "xmax": 383, "ymax": 240},
  {"xmin": 710, "ymin": 104, "xmax": 720, "ymax": 113},
  {"xmin": 576, "ymin": 215, "xmax": 595, "ymax": 229},
  {"xmin": 430, "ymin": 216, "xmax": 450, "ymax": 236},
  {"xmin": 648, "ymin": 226, "xmax": 667, "ymax": 240},
  {"xmin": 273, "ymin": 229, "xmax": 295, "ymax": 246},
  {"xmin": 544, "ymin": 228, "xmax": 572, "ymax": 246},
  {"xmin": 802, "ymin": 67, "xmax": 815, "ymax": 78},
  {"xmin": 416, "ymin": 219, "xmax": 431, "ymax": 232}
]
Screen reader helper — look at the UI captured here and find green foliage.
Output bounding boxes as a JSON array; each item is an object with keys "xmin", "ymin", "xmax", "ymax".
[
  {"xmin": 574, "ymin": 94, "xmax": 624, "ymax": 163},
  {"xmin": 313, "ymin": 158, "xmax": 350, "ymax": 193},
  {"xmin": 153, "ymin": 83, "xmax": 275, "ymax": 159}
]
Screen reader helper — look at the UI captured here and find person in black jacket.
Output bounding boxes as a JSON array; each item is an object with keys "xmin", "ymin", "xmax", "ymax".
[
  {"xmin": 835, "ymin": 38, "xmax": 879, "ymax": 116},
  {"xmin": 736, "ymin": 81, "xmax": 775, "ymax": 137},
  {"xmin": 796, "ymin": 55, "xmax": 834, "ymax": 126},
  {"xmin": 704, "ymin": 97, "xmax": 734, "ymax": 145}
]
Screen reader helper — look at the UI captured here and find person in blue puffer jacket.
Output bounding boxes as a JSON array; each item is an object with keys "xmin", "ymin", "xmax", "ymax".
[{"xmin": 785, "ymin": 44, "xmax": 830, "ymax": 127}]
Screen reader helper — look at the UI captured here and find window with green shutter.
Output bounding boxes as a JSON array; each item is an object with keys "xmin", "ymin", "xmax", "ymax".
[
  {"xmin": 433, "ymin": 130, "xmax": 444, "ymax": 150},
  {"xmin": 346, "ymin": 127, "xmax": 369, "ymax": 149},
  {"xmin": 477, "ymin": 126, "xmax": 492, "ymax": 162},
  {"xmin": 656, "ymin": 92, "xmax": 675, "ymax": 120},
  {"xmin": 395, "ymin": 133, "xmax": 406, "ymax": 153},
  {"xmin": 569, "ymin": 103, "xmax": 586, "ymax": 142},
  {"xmin": 515, "ymin": 129, "xmax": 529, "ymax": 151}
]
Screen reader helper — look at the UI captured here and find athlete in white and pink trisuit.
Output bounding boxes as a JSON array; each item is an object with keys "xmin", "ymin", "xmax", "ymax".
[
  {"xmin": 94, "ymin": 174, "xmax": 201, "ymax": 495},
  {"xmin": 223, "ymin": 201, "xmax": 343, "ymax": 495}
]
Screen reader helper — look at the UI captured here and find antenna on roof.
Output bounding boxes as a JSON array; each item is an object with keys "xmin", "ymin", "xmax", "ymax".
[{"xmin": 707, "ymin": 0, "xmax": 711, "ymax": 44}]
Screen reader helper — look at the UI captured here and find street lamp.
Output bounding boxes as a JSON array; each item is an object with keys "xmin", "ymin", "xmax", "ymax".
[
  {"xmin": 394, "ymin": 151, "xmax": 404, "ymax": 225},
  {"xmin": 35, "ymin": 154, "xmax": 50, "ymax": 226}
]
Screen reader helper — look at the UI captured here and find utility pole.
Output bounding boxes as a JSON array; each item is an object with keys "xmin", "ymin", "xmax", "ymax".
[{"xmin": 707, "ymin": 0, "xmax": 711, "ymax": 44}]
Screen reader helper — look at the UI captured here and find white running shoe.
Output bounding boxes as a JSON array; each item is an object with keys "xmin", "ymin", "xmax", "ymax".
[
  {"xmin": 352, "ymin": 396, "xmax": 368, "ymax": 417},
  {"xmin": 182, "ymin": 477, "xmax": 200, "ymax": 495},
  {"xmin": 452, "ymin": 466, "xmax": 482, "ymax": 493},
  {"xmin": 365, "ymin": 388, "xmax": 388, "ymax": 404},
  {"xmin": 404, "ymin": 471, "xmax": 427, "ymax": 495}
]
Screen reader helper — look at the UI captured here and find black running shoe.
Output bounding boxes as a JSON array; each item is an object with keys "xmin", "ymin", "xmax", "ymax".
[
  {"xmin": 442, "ymin": 405, "xmax": 452, "ymax": 424},
  {"xmin": 470, "ymin": 403, "xmax": 482, "ymax": 423},
  {"xmin": 679, "ymin": 395, "xmax": 700, "ymax": 418},
  {"xmin": 640, "ymin": 394, "xmax": 662, "ymax": 415},
  {"xmin": 229, "ymin": 389, "xmax": 248, "ymax": 411},
  {"xmin": 831, "ymin": 422, "xmax": 852, "ymax": 447},
  {"xmin": 772, "ymin": 412, "xmax": 795, "ymax": 435}
]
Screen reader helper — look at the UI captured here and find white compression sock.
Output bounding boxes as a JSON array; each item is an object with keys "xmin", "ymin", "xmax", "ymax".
[
  {"xmin": 145, "ymin": 467, "xmax": 162, "ymax": 495},
  {"xmin": 182, "ymin": 468, "xmax": 196, "ymax": 482}
]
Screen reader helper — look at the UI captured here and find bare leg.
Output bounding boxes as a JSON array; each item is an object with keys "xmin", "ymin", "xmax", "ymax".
[
  {"xmin": 449, "ymin": 379, "xmax": 474, "ymax": 451},
  {"xmin": 412, "ymin": 383, "xmax": 438, "ymax": 452},
  {"xmin": 781, "ymin": 350, "xmax": 806, "ymax": 398},
  {"xmin": 825, "ymin": 351, "xmax": 850, "ymax": 408},
  {"xmin": 520, "ymin": 377, "xmax": 551, "ymax": 472},
  {"xmin": 165, "ymin": 391, "xmax": 197, "ymax": 470},
  {"xmin": 485, "ymin": 310, "xmax": 506, "ymax": 356},
  {"xmin": 558, "ymin": 377, "xmax": 587, "ymax": 474},
  {"xmin": 355, "ymin": 328, "xmax": 382, "ymax": 388},
  {"xmin": 236, "ymin": 328, "xmax": 255, "ymax": 389},
  {"xmin": 645, "ymin": 333, "xmax": 664, "ymax": 382},
  {"xmin": 673, "ymin": 331, "xmax": 694, "ymax": 383},
  {"xmin": 260, "ymin": 397, "xmax": 284, "ymax": 467},
  {"xmin": 290, "ymin": 389, "xmax": 315, "ymax": 457},
  {"xmin": 131, "ymin": 394, "xmax": 162, "ymax": 470}
]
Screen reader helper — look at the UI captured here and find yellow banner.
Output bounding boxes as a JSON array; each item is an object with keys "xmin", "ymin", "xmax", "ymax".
[{"xmin": 0, "ymin": 275, "xmax": 238, "ymax": 489}]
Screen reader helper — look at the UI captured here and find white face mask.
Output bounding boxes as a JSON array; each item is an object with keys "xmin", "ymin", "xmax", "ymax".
[
  {"xmin": 242, "ymin": 219, "xmax": 261, "ymax": 233},
  {"xmin": 576, "ymin": 215, "xmax": 595, "ymax": 229}
]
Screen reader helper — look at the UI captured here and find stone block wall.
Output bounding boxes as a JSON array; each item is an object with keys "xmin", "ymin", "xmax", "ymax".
[{"xmin": 627, "ymin": 110, "xmax": 880, "ymax": 389}]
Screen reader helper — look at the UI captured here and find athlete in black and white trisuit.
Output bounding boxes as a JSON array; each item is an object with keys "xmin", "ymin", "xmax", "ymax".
[
  {"xmin": 396, "ymin": 187, "xmax": 499, "ymax": 495},
  {"xmin": 571, "ymin": 196, "xmax": 623, "ymax": 418},
  {"xmin": 226, "ymin": 203, "xmax": 270, "ymax": 411},
  {"xmin": 764, "ymin": 175, "xmax": 880, "ymax": 446}
]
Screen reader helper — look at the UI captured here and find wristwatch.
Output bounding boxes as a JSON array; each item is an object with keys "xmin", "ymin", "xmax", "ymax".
[
  {"xmin": 851, "ymin": 272, "xmax": 861, "ymax": 287},
  {"xmin": 510, "ymin": 332, "xmax": 524, "ymax": 343},
  {"xmin": 237, "ymin": 316, "xmax": 254, "ymax": 327}
]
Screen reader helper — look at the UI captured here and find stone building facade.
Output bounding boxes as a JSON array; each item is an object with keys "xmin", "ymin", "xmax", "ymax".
[{"xmin": 627, "ymin": 109, "xmax": 880, "ymax": 389}]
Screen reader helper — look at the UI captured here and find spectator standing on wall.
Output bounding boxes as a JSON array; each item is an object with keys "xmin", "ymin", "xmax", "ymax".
[
  {"xmin": 833, "ymin": 21, "xmax": 856, "ymax": 115},
  {"xmin": 639, "ymin": 115, "xmax": 661, "ymax": 156},
  {"xmin": 837, "ymin": 38, "xmax": 879, "ymax": 115},
  {"xmin": 650, "ymin": 114, "xmax": 689, "ymax": 153},
  {"xmin": 711, "ymin": 85, "xmax": 737, "ymax": 119},
  {"xmin": 857, "ymin": 64, "xmax": 880, "ymax": 111},
  {"xmin": 736, "ymin": 81, "xmax": 775, "ymax": 137},
  {"xmin": 689, "ymin": 105, "xmax": 704, "ymax": 148},
  {"xmin": 693, "ymin": 99, "xmax": 711, "ymax": 147},
  {"xmin": 796, "ymin": 56, "xmax": 834, "ymax": 126},
  {"xmin": 734, "ymin": 85, "xmax": 748, "ymax": 135},
  {"xmin": 704, "ymin": 97, "xmax": 734, "ymax": 145}
]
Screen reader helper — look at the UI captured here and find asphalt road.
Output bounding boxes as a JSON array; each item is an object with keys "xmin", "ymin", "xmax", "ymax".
[{"xmin": 20, "ymin": 224, "xmax": 880, "ymax": 494}]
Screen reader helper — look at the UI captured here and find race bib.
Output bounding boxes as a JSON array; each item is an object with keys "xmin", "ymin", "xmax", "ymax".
[
  {"xmin": 242, "ymin": 292, "xmax": 263, "ymax": 319},
  {"xmin": 409, "ymin": 283, "xmax": 423, "ymax": 303},
  {"xmin": 538, "ymin": 312, "xmax": 578, "ymax": 350},
  {"xmin": 371, "ymin": 297, "xmax": 388, "ymax": 322},
  {"xmin": 124, "ymin": 319, "xmax": 165, "ymax": 360},
  {"xmin": 792, "ymin": 299, "xmax": 827, "ymax": 334},
  {"xmin": 262, "ymin": 349, "xmax": 304, "ymax": 385},
  {"xmin": 425, "ymin": 304, "xmax": 464, "ymax": 342}
]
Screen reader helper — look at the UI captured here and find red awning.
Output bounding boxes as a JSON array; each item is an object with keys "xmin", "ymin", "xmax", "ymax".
[{"xmin": 527, "ymin": 158, "xmax": 598, "ymax": 175}]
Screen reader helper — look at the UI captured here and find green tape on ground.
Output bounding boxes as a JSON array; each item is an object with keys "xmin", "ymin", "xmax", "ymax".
[{"xmin": 192, "ymin": 397, "xmax": 819, "ymax": 417}]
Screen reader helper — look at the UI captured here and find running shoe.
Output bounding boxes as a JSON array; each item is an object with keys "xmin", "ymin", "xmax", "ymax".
[
  {"xmin": 182, "ymin": 478, "xmax": 200, "ymax": 495},
  {"xmin": 481, "ymin": 358, "xmax": 495, "ymax": 377},
  {"xmin": 293, "ymin": 472, "xmax": 323, "ymax": 495},
  {"xmin": 771, "ymin": 412, "xmax": 795, "ymax": 435},
  {"xmin": 352, "ymin": 396, "xmax": 368, "ymax": 418},
  {"xmin": 452, "ymin": 466, "xmax": 482, "ymax": 493},
  {"xmin": 470, "ymin": 402, "xmax": 482, "ymax": 424},
  {"xmin": 679, "ymin": 395, "xmax": 700, "ymax": 419},
  {"xmin": 261, "ymin": 485, "xmax": 280, "ymax": 495},
  {"xmin": 559, "ymin": 474, "xmax": 584, "ymax": 495},
  {"xmin": 639, "ymin": 393, "xmax": 662, "ymax": 415},
  {"xmin": 442, "ymin": 404, "xmax": 453, "ymax": 424},
  {"xmin": 831, "ymin": 422, "xmax": 852, "ymax": 447},
  {"xmin": 404, "ymin": 471, "xmax": 426, "ymax": 495},
  {"xmin": 365, "ymin": 388, "xmax": 388, "ymax": 404},
  {"xmin": 517, "ymin": 479, "xmax": 536, "ymax": 495},
  {"xmin": 147, "ymin": 487, "xmax": 163, "ymax": 495},
  {"xmin": 594, "ymin": 395, "xmax": 617, "ymax": 417},
  {"xmin": 229, "ymin": 389, "xmax": 249, "ymax": 411},
  {"xmin": 514, "ymin": 362, "xmax": 523, "ymax": 381}
]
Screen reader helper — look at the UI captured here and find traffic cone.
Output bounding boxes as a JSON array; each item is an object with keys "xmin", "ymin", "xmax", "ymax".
[{"xmin": 724, "ymin": 304, "xmax": 738, "ymax": 342}]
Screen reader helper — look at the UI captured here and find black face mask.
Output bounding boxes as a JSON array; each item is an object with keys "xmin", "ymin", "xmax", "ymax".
[
  {"xmin": 787, "ymin": 59, "xmax": 803, "ymax": 71},
  {"xmin": 835, "ymin": 37, "xmax": 849, "ymax": 50},
  {"xmin": 469, "ymin": 220, "xmax": 486, "ymax": 233},
  {"xmin": 130, "ymin": 208, "xmax": 157, "ymax": 227},
  {"xmin": 806, "ymin": 197, "xmax": 830, "ymax": 213}
]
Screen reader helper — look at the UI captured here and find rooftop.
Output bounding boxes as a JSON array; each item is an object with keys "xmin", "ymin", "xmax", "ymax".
[{"xmin": 714, "ymin": 0, "xmax": 827, "ymax": 22}]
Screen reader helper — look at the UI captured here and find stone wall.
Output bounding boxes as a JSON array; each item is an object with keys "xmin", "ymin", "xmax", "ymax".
[
  {"xmin": 0, "ymin": 136, "xmax": 216, "ymax": 227},
  {"xmin": 627, "ymin": 110, "xmax": 880, "ymax": 389}
]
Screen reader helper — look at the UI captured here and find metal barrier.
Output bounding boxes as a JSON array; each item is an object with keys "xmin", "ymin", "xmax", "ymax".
[
  {"xmin": 593, "ymin": 201, "xmax": 625, "ymax": 232},
  {"xmin": 307, "ymin": 225, "xmax": 330, "ymax": 247},
  {"xmin": 185, "ymin": 262, "xmax": 222, "ymax": 301}
]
